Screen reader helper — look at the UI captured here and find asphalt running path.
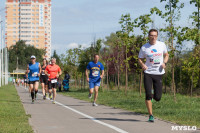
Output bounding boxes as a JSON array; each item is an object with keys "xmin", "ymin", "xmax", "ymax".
[{"xmin": 16, "ymin": 85, "xmax": 199, "ymax": 133}]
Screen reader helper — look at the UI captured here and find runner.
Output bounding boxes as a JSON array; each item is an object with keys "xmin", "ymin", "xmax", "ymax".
[
  {"xmin": 138, "ymin": 29, "xmax": 169, "ymax": 122},
  {"xmin": 24, "ymin": 73, "xmax": 28, "ymax": 90},
  {"xmin": 12, "ymin": 78, "xmax": 15, "ymax": 85},
  {"xmin": 45, "ymin": 58, "xmax": 62, "ymax": 104},
  {"xmin": 26, "ymin": 55, "xmax": 41, "ymax": 103},
  {"xmin": 62, "ymin": 71, "xmax": 70, "ymax": 91},
  {"xmin": 40, "ymin": 58, "xmax": 49, "ymax": 100},
  {"xmin": 85, "ymin": 54, "xmax": 104, "ymax": 106}
]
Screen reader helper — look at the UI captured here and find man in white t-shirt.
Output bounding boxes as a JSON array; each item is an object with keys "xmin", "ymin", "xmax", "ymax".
[{"xmin": 138, "ymin": 29, "xmax": 169, "ymax": 122}]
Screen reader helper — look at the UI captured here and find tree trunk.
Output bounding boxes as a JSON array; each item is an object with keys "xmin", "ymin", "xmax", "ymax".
[
  {"xmin": 117, "ymin": 66, "xmax": 120, "ymax": 90},
  {"xmin": 139, "ymin": 71, "xmax": 143, "ymax": 97},
  {"xmin": 117, "ymin": 49, "xmax": 120, "ymax": 90},
  {"xmin": 107, "ymin": 62, "xmax": 109, "ymax": 90},
  {"xmin": 191, "ymin": 70, "xmax": 194, "ymax": 97},
  {"xmin": 125, "ymin": 45, "xmax": 128, "ymax": 95},
  {"xmin": 164, "ymin": 71, "xmax": 167, "ymax": 94}
]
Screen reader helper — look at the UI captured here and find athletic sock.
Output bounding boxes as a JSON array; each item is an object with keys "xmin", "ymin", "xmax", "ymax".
[{"xmin": 31, "ymin": 92, "xmax": 34, "ymax": 100}]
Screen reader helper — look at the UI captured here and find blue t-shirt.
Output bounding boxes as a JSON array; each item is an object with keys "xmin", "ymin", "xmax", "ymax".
[
  {"xmin": 86, "ymin": 61, "xmax": 104, "ymax": 82},
  {"xmin": 29, "ymin": 62, "xmax": 40, "ymax": 81}
]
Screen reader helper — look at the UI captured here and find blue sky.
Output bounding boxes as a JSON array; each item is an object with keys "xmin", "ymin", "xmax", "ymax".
[{"xmin": 0, "ymin": 0, "xmax": 195, "ymax": 55}]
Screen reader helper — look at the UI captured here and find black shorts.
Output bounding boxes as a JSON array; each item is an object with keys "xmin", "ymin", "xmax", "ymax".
[
  {"xmin": 144, "ymin": 73, "xmax": 163, "ymax": 101},
  {"xmin": 40, "ymin": 76, "xmax": 48, "ymax": 85},
  {"xmin": 48, "ymin": 81, "xmax": 57, "ymax": 90},
  {"xmin": 29, "ymin": 80, "xmax": 39, "ymax": 84}
]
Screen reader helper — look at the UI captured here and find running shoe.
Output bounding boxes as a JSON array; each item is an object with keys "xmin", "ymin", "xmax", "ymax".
[
  {"xmin": 93, "ymin": 102, "xmax": 98, "ymax": 106},
  {"xmin": 88, "ymin": 93, "xmax": 92, "ymax": 99},
  {"xmin": 35, "ymin": 94, "xmax": 37, "ymax": 100},
  {"xmin": 32, "ymin": 99, "xmax": 34, "ymax": 104},
  {"xmin": 46, "ymin": 94, "xmax": 49, "ymax": 98},
  {"xmin": 148, "ymin": 115, "xmax": 154, "ymax": 122},
  {"xmin": 49, "ymin": 94, "xmax": 53, "ymax": 100},
  {"xmin": 151, "ymin": 98, "xmax": 154, "ymax": 103},
  {"xmin": 43, "ymin": 95, "xmax": 46, "ymax": 100},
  {"xmin": 52, "ymin": 100, "xmax": 55, "ymax": 104}
]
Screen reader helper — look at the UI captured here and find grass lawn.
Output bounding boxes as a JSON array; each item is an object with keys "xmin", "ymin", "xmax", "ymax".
[
  {"xmin": 0, "ymin": 84, "xmax": 33, "ymax": 133},
  {"xmin": 59, "ymin": 88, "xmax": 200, "ymax": 128}
]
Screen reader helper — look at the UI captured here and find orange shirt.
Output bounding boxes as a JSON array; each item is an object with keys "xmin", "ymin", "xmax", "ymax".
[{"xmin": 45, "ymin": 64, "xmax": 61, "ymax": 80}]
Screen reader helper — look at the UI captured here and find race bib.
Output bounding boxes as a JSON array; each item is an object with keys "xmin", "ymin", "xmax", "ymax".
[
  {"xmin": 24, "ymin": 79, "xmax": 27, "ymax": 81},
  {"xmin": 51, "ymin": 79, "xmax": 57, "ymax": 83},
  {"xmin": 41, "ymin": 70, "xmax": 45, "ymax": 75},
  {"xmin": 32, "ymin": 72, "xmax": 38, "ymax": 77},
  {"xmin": 92, "ymin": 70, "xmax": 99, "ymax": 77}
]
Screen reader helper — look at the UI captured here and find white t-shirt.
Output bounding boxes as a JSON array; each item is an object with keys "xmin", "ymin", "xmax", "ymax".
[{"xmin": 138, "ymin": 41, "xmax": 168, "ymax": 75}]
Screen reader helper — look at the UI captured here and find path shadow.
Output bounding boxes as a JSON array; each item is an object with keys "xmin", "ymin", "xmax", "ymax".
[
  {"xmin": 81, "ymin": 117, "xmax": 141, "ymax": 122},
  {"xmin": 65, "ymin": 104, "xmax": 85, "ymax": 107},
  {"xmin": 98, "ymin": 111, "xmax": 143, "ymax": 116}
]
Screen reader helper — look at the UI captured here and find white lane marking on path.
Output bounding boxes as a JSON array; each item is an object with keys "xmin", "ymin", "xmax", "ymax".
[{"xmin": 37, "ymin": 93, "xmax": 128, "ymax": 133}]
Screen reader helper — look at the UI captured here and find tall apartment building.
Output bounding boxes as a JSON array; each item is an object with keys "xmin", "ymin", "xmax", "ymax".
[{"xmin": 5, "ymin": 0, "xmax": 51, "ymax": 59}]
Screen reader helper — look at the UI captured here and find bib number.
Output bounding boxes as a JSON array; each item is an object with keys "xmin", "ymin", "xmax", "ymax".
[
  {"xmin": 51, "ymin": 79, "xmax": 57, "ymax": 83},
  {"xmin": 32, "ymin": 72, "xmax": 38, "ymax": 77},
  {"xmin": 92, "ymin": 71, "xmax": 99, "ymax": 77}
]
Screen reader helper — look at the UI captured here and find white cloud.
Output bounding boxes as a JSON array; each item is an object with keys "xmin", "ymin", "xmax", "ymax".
[{"xmin": 51, "ymin": 42, "xmax": 90, "ymax": 55}]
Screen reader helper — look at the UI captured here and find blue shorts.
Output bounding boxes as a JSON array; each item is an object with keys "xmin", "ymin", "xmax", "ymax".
[{"xmin": 89, "ymin": 78, "xmax": 101, "ymax": 89}]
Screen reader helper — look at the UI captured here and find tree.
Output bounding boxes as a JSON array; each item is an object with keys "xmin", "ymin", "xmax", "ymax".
[
  {"xmin": 117, "ymin": 13, "xmax": 134, "ymax": 94},
  {"xmin": 133, "ymin": 13, "xmax": 153, "ymax": 96},
  {"xmin": 8, "ymin": 40, "xmax": 45, "ymax": 72},
  {"xmin": 52, "ymin": 50, "xmax": 62, "ymax": 66},
  {"xmin": 151, "ymin": 0, "xmax": 184, "ymax": 101},
  {"xmin": 104, "ymin": 33, "xmax": 124, "ymax": 90}
]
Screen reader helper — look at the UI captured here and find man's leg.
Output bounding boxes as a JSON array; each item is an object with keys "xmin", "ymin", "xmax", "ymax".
[
  {"xmin": 94, "ymin": 86, "xmax": 99, "ymax": 103},
  {"xmin": 89, "ymin": 82, "xmax": 94, "ymax": 98},
  {"xmin": 144, "ymin": 73, "xmax": 153, "ymax": 115},
  {"xmin": 153, "ymin": 75, "xmax": 163, "ymax": 101},
  {"xmin": 29, "ymin": 83, "xmax": 34, "ymax": 101},
  {"xmin": 53, "ymin": 87, "xmax": 56, "ymax": 100},
  {"xmin": 34, "ymin": 81, "xmax": 39, "ymax": 99}
]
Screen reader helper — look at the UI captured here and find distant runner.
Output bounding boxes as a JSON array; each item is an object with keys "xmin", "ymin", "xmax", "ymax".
[
  {"xmin": 138, "ymin": 29, "xmax": 169, "ymax": 122},
  {"xmin": 85, "ymin": 54, "xmax": 104, "ymax": 106},
  {"xmin": 27, "ymin": 55, "xmax": 41, "ymax": 103},
  {"xmin": 40, "ymin": 58, "xmax": 49, "ymax": 99},
  {"xmin": 45, "ymin": 58, "xmax": 62, "ymax": 104},
  {"xmin": 24, "ymin": 74, "xmax": 28, "ymax": 89}
]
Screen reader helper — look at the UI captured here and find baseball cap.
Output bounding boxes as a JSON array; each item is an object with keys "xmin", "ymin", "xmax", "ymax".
[{"xmin": 30, "ymin": 55, "xmax": 36, "ymax": 59}]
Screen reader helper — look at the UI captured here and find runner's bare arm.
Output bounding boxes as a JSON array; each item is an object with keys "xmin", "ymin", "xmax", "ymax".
[
  {"xmin": 138, "ymin": 58, "xmax": 148, "ymax": 70},
  {"xmin": 38, "ymin": 63, "xmax": 42, "ymax": 76},
  {"xmin": 45, "ymin": 69, "xmax": 49, "ymax": 76},
  {"xmin": 57, "ymin": 70, "xmax": 62, "ymax": 78},
  {"xmin": 26, "ymin": 64, "xmax": 29, "ymax": 76},
  {"xmin": 100, "ymin": 70, "xmax": 104, "ymax": 79},
  {"xmin": 85, "ymin": 69, "xmax": 89, "ymax": 82},
  {"xmin": 162, "ymin": 52, "xmax": 169, "ymax": 68}
]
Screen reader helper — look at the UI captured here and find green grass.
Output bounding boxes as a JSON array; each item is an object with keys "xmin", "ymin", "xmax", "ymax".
[
  {"xmin": 59, "ymin": 88, "xmax": 200, "ymax": 128},
  {"xmin": 0, "ymin": 84, "xmax": 33, "ymax": 133}
]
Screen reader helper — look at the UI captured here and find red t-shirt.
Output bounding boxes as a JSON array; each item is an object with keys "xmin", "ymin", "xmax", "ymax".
[{"xmin": 45, "ymin": 64, "xmax": 61, "ymax": 80}]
